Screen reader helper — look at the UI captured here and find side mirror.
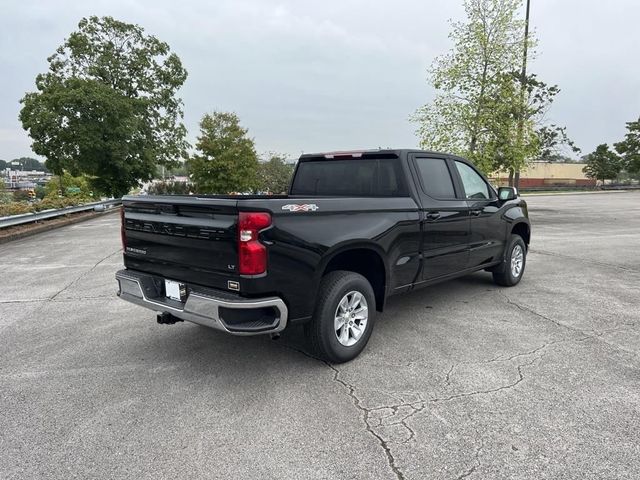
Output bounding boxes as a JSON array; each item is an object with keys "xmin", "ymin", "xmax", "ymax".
[{"xmin": 498, "ymin": 186, "xmax": 518, "ymax": 201}]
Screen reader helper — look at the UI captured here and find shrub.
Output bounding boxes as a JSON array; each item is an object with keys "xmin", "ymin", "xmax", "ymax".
[
  {"xmin": 0, "ymin": 202, "xmax": 34, "ymax": 217},
  {"xmin": 13, "ymin": 190, "xmax": 32, "ymax": 202},
  {"xmin": 0, "ymin": 195, "xmax": 94, "ymax": 218},
  {"xmin": 45, "ymin": 173, "xmax": 95, "ymax": 199},
  {"xmin": 147, "ymin": 180, "xmax": 191, "ymax": 195},
  {"xmin": 37, "ymin": 196, "xmax": 87, "ymax": 210},
  {"xmin": 0, "ymin": 187, "xmax": 13, "ymax": 204}
]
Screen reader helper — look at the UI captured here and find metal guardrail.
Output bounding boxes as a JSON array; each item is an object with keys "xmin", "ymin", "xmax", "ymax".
[{"xmin": 0, "ymin": 199, "xmax": 121, "ymax": 229}]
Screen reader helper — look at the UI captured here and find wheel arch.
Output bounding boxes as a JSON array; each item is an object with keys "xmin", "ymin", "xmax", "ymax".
[
  {"xmin": 511, "ymin": 221, "xmax": 531, "ymax": 247},
  {"xmin": 317, "ymin": 243, "xmax": 388, "ymax": 312}
]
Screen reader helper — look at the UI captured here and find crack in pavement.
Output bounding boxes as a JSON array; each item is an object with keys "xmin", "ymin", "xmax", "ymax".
[
  {"xmin": 280, "ymin": 342, "xmax": 548, "ymax": 480},
  {"xmin": 0, "ymin": 298, "xmax": 51, "ymax": 304},
  {"xmin": 432, "ymin": 352, "xmax": 544, "ymax": 403},
  {"xmin": 372, "ymin": 349, "xmax": 547, "ymax": 414},
  {"xmin": 393, "ymin": 404, "xmax": 424, "ymax": 445},
  {"xmin": 366, "ymin": 343, "xmax": 555, "ymax": 422},
  {"xmin": 371, "ymin": 402, "xmax": 425, "ymax": 445},
  {"xmin": 276, "ymin": 324, "xmax": 589, "ymax": 480},
  {"xmin": 276, "ymin": 343, "xmax": 407, "ymax": 480},
  {"xmin": 485, "ymin": 343, "xmax": 548, "ymax": 363},
  {"xmin": 530, "ymin": 248, "xmax": 640, "ymax": 273},
  {"xmin": 49, "ymin": 248, "xmax": 122, "ymax": 301},
  {"xmin": 444, "ymin": 363, "xmax": 455, "ymax": 387},
  {"xmin": 442, "ymin": 342, "xmax": 550, "ymax": 389},
  {"xmin": 497, "ymin": 291, "xmax": 582, "ymax": 334},
  {"xmin": 456, "ymin": 415, "xmax": 484, "ymax": 480},
  {"xmin": 498, "ymin": 291, "xmax": 639, "ymax": 357},
  {"xmin": 326, "ymin": 363, "xmax": 407, "ymax": 480},
  {"xmin": 573, "ymin": 331, "xmax": 639, "ymax": 358},
  {"xmin": 0, "ymin": 294, "xmax": 116, "ymax": 305},
  {"xmin": 276, "ymin": 290, "xmax": 638, "ymax": 480}
]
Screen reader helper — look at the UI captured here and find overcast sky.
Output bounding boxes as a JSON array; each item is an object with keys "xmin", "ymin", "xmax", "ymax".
[{"xmin": 1, "ymin": 0, "xmax": 639, "ymax": 161}]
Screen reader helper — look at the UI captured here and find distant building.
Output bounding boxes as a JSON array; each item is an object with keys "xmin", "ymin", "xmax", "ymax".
[
  {"xmin": 492, "ymin": 161, "xmax": 595, "ymax": 188},
  {"xmin": 2, "ymin": 169, "xmax": 53, "ymax": 190}
]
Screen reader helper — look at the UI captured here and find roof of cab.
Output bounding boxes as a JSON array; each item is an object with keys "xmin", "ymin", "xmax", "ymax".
[{"xmin": 298, "ymin": 148, "xmax": 453, "ymax": 160}]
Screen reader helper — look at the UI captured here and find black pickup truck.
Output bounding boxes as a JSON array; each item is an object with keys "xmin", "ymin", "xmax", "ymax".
[{"xmin": 116, "ymin": 149, "xmax": 530, "ymax": 362}]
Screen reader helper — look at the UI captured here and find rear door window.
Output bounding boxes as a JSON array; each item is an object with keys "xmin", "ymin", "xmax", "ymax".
[{"xmin": 414, "ymin": 158, "xmax": 456, "ymax": 199}]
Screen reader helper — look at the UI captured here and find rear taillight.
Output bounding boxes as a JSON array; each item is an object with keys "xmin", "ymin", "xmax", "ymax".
[
  {"xmin": 120, "ymin": 206, "xmax": 127, "ymax": 250},
  {"xmin": 238, "ymin": 212, "xmax": 271, "ymax": 275}
]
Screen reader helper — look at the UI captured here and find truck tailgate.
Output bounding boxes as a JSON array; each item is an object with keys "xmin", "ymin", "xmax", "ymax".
[{"xmin": 122, "ymin": 196, "xmax": 239, "ymax": 290}]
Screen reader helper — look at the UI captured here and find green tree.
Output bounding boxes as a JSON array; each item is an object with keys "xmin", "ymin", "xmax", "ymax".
[
  {"xmin": 413, "ymin": 0, "xmax": 575, "ymax": 180},
  {"xmin": 413, "ymin": 0, "xmax": 527, "ymax": 173},
  {"xmin": 19, "ymin": 16, "xmax": 188, "ymax": 197},
  {"xmin": 256, "ymin": 154, "xmax": 295, "ymax": 193},
  {"xmin": 582, "ymin": 144, "xmax": 622, "ymax": 184},
  {"xmin": 477, "ymin": 71, "xmax": 540, "ymax": 174},
  {"xmin": 487, "ymin": 72, "xmax": 579, "ymax": 174},
  {"xmin": 538, "ymin": 125, "xmax": 580, "ymax": 160},
  {"xmin": 615, "ymin": 116, "xmax": 640, "ymax": 174},
  {"xmin": 188, "ymin": 112, "xmax": 258, "ymax": 194},
  {"xmin": 545, "ymin": 154, "xmax": 578, "ymax": 163},
  {"xmin": 0, "ymin": 160, "xmax": 7, "ymax": 170},
  {"xmin": 34, "ymin": 185, "xmax": 47, "ymax": 200},
  {"xmin": 9, "ymin": 157, "xmax": 49, "ymax": 172},
  {"xmin": 45, "ymin": 172, "xmax": 94, "ymax": 198}
]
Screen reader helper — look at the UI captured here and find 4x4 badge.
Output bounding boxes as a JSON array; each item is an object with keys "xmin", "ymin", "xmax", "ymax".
[{"xmin": 281, "ymin": 204, "xmax": 319, "ymax": 212}]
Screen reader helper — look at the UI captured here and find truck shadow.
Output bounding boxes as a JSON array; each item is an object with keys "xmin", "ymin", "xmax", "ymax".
[
  {"xmin": 125, "ymin": 271, "xmax": 500, "ymax": 377},
  {"xmin": 376, "ymin": 272, "xmax": 496, "ymax": 321}
]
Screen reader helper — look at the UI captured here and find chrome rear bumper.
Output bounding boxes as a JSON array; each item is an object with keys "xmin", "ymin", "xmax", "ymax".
[{"xmin": 115, "ymin": 269, "xmax": 288, "ymax": 335}]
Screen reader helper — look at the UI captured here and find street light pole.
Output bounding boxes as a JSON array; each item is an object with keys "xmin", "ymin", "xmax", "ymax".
[
  {"xmin": 521, "ymin": 0, "xmax": 531, "ymax": 84},
  {"xmin": 514, "ymin": 0, "xmax": 531, "ymax": 189}
]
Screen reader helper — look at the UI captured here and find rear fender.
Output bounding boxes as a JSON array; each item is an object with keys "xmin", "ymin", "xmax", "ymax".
[{"xmin": 314, "ymin": 241, "xmax": 390, "ymax": 311}]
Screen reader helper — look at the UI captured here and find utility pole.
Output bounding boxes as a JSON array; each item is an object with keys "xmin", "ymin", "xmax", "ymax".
[{"xmin": 513, "ymin": 0, "xmax": 531, "ymax": 189}]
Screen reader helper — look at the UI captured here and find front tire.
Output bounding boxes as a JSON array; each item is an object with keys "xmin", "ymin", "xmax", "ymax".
[
  {"xmin": 305, "ymin": 271, "xmax": 375, "ymax": 363},
  {"xmin": 493, "ymin": 235, "xmax": 527, "ymax": 286}
]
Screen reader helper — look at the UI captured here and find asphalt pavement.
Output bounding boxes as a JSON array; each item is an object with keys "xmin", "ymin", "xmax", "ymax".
[{"xmin": 1, "ymin": 192, "xmax": 639, "ymax": 479}]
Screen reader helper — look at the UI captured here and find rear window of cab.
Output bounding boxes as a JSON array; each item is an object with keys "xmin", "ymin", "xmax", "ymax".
[{"xmin": 290, "ymin": 158, "xmax": 409, "ymax": 197}]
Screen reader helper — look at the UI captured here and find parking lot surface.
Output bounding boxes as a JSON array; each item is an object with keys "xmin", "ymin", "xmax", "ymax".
[{"xmin": 1, "ymin": 192, "xmax": 639, "ymax": 479}]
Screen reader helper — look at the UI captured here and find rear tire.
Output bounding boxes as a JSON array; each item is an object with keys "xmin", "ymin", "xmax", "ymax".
[
  {"xmin": 493, "ymin": 234, "xmax": 527, "ymax": 286},
  {"xmin": 305, "ymin": 271, "xmax": 375, "ymax": 363}
]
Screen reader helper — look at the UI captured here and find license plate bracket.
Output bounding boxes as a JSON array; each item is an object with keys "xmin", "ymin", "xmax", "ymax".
[{"xmin": 164, "ymin": 279, "xmax": 186, "ymax": 302}]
